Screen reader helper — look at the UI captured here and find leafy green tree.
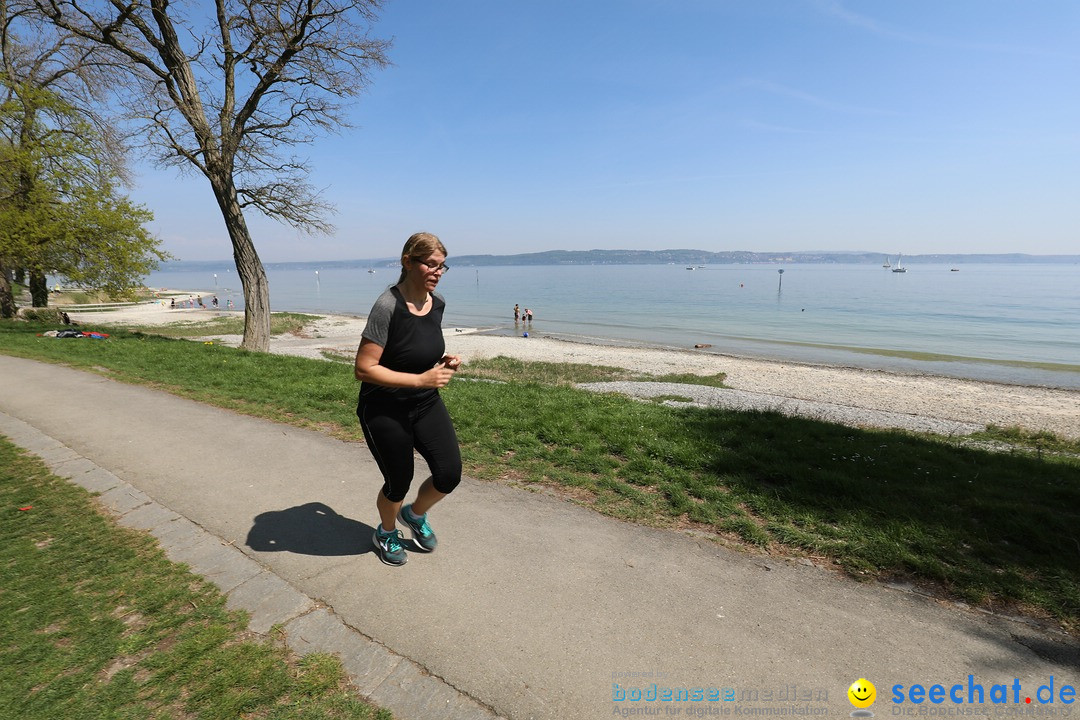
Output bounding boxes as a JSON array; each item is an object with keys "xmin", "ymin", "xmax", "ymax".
[
  {"xmin": 2, "ymin": 0, "xmax": 151, "ymax": 317},
  {"xmin": 32, "ymin": 0, "xmax": 391, "ymax": 350},
  {"xmin": 49, "ymin": 186, "xmax": 161, "ymax": 296},
  {"xmin": 0, "ymin": 82, "xmax": 166, "ymax": 316}
]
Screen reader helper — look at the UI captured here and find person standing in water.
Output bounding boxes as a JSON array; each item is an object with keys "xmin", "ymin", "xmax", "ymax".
[{"xmin": 354, "ymin": 232, "xmax": 463, "ymax": 566}]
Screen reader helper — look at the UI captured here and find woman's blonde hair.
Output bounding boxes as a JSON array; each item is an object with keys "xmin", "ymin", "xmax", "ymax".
[{"xmin": 397, "ymin": 232, "xmax": 447, "ymax": 284}]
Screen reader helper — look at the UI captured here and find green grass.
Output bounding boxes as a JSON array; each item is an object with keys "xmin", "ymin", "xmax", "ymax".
[
  {"xmin": 456, "ymin": 355, "xmax": 727, "ymax": 387},
  {"xmin": 973, "ymin": 425, "xmax": 1080, "ymax": 456},
  {"xmin": 2, "ymin": 319, "xmax": 1078, "ymax": 633},
  {"xmin": 53, "ymin": 290, "xmax": 100, "ymax": 304},
  {"xmin": 49, "ymin": 287, "xmax": 181, "ymax": 304},
  {"xmin": 100, "ymin": 311, "xmax": 319, "ymax": 339},
  {"xmin": 736, "ymin": 335, "xmax": 1080, "ymax": 374},
  {"xmin": 0, "ymin": 437, "xmax": 391, "ymax": 720},
  {"xmin": 649, "ymin": 394, "xmax": 696, "ymax": 404}
]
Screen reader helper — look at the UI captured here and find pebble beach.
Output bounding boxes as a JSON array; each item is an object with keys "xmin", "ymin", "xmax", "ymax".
[{"xmin": 67, "ymin": 299, "xmax": 1080, "ymax": 440}]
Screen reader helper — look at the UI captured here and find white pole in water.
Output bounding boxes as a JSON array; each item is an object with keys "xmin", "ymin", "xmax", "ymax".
[{"xmin": 777, "ymin": 268, "xmax": 784, "ymax": 291}]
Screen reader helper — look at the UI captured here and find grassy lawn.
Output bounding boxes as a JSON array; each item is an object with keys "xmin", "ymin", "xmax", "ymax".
[
  {"xmin": 0, "ymin": 437, "xmax": 391, "ymax": 719},
  {"xmin": 2, "ymin": 320, "xmax": 1078, "ymax": 635},
  {"xmin": 111, "ymin": 312, "xmax": 320, "ymax": 339}
]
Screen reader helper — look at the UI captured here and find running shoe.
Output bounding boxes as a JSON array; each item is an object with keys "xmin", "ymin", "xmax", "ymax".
[
  {"xmin": 372, "ymin": 526, "xmax": 407, "ymax": 566},
  {"xmin": 398, "ymin": 504, "xmax": 438, "ymax": 552}
]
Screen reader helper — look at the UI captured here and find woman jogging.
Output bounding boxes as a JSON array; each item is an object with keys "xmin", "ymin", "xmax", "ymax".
[{"xmin": 354, "ymin": 232, "xmax": 463, "ymax": 566}]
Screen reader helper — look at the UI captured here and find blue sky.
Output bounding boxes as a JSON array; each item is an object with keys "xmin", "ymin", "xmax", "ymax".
[{"xmin": 133, "ymin": 1, "xmax": 1080, "ymax": 262}]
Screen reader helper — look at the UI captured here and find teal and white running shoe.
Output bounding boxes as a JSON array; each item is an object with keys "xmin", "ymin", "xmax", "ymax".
[
  {"xmin": 372, "ymin": 525, "xmax": 408, "ymax": 566},
  {"xmin": 398, "ymin": 504, "xmax": 438, "ymax": 552}
]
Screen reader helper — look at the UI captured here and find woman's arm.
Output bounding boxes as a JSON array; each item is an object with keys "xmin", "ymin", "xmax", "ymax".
[{"xmin": 354, "ymin": 338, "xmax": 458, "ymax": 388}]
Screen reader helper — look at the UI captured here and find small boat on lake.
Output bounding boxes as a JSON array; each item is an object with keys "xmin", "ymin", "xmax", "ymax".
[
  {"xmin": 883, "ymin": 256, "xmax": 891, "ymax": 268},
  {"xmin": 892, "ymin": 254, "xmax": 907, "ymax": 273}
]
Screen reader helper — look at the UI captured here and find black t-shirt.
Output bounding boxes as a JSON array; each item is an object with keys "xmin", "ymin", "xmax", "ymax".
[{"xmin": 359, "ymin": 286, "xmax": 446, "ymax": 403}]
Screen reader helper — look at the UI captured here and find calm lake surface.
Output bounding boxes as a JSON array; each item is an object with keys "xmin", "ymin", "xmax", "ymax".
[{"xmin": 148, "ymin": 262, "xmax": 1080, "ymax": 389}]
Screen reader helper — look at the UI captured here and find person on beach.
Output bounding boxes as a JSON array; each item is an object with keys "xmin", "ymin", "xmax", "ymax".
[
  {"xmin": 354, "ymin": 232, "xmax": 463, "ymax": 566},
  {"xmin": 514, "ymin": 303, "xmax": 520, "ymax": 323}
]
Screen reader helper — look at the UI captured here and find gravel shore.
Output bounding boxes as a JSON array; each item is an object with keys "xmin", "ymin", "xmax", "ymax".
[
  {"xmin": 447, "ymin": 334, "xmax": 1079, "ymax": 439},
  {"xmin": 70, "ymin": 302, "xmax": 1080, "ymax": 440},
  {"xmin": 577, "ymin": 381, "xmax": 985, "ymax": 436}
]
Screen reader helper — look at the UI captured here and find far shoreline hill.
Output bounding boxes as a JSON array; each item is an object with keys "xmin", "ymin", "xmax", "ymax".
[{"xmin": 161, "ymin": 249, "xmax": 1080, "ymax": 271}]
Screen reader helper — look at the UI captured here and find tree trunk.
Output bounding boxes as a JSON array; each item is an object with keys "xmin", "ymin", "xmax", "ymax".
[
  {"xmin": 0, "ymin": 263, "xmax": 15, "ymax": 319},
  {"xmin": 209, "ymin": 173, "xmax": 271, "ymax": 352},
  {"xmin": 29, "ymin": 270, "xmax": 48, "ymax": 307},
  {"xmin": 235, "ymin": 239, "xmax": 271, "ymax": 353},
  {"xmin": 14, "ymin": 268, "xmax": 25, "ymax": 284}
]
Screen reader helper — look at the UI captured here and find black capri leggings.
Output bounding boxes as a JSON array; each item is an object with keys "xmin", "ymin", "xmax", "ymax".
[{"xmin": 357, "ymin": 392, "xmax": 462, "ymax": 503}]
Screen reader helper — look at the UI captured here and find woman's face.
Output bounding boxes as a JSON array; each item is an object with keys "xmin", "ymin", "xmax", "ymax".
[{"xmin": 407, "ymin": 250, "xmax": 447, "ymax": 292}]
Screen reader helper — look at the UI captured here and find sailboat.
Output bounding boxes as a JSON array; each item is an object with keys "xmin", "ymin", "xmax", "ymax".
[
  {"xmin": 882, "ymin": 256, "xmax": 891, "ymax": 268},
  {"xmin": 891, "ymin": 254, "xmax": 907, "ymax": 273}
]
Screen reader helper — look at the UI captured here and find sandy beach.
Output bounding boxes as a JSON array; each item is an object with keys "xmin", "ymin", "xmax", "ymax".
[{"xmin": 67, "ymin": 298, "xmax": 1080, "ymax": 440}]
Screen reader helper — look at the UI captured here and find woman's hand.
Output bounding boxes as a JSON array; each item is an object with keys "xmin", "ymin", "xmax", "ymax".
[{"xmin": 419, "ymin": 356, "xmax": 460, "ymax": 388}]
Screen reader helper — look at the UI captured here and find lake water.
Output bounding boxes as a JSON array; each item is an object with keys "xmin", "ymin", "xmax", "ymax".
[{"xmin": 148, "ymin": 262, "xmax": 1080, "ymax": 389}]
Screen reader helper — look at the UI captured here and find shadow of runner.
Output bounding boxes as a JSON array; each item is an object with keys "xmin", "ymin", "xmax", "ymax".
[{"xmin": 246, "ymin": 502, "xmax": 374, "ymax": 556}]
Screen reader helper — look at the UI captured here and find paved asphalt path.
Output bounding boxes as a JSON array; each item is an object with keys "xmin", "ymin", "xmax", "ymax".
[{"xmin": 1, "ymin": 355, "xmax": 1077, "ymax": 720}]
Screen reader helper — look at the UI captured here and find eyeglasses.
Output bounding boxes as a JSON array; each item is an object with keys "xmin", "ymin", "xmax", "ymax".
[{"xmin": 415, "ymin": 259, "xmax": 450, "ymax": 273}]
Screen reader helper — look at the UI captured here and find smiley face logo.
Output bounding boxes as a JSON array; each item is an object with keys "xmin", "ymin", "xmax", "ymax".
[{"xmin": 848, "ymin": 678, "xmax": 876, "ymax": 709}]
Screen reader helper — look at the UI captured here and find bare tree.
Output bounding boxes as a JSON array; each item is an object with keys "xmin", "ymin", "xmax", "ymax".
[{"xmin": 33, "ymin": 0, "xmax": 391, "ymax": 350}]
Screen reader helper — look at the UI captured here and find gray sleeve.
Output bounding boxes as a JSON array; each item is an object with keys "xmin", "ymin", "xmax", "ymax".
[{"xmin": 361, "ymin": 290, "xmax": 397, "ymax": 346}]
